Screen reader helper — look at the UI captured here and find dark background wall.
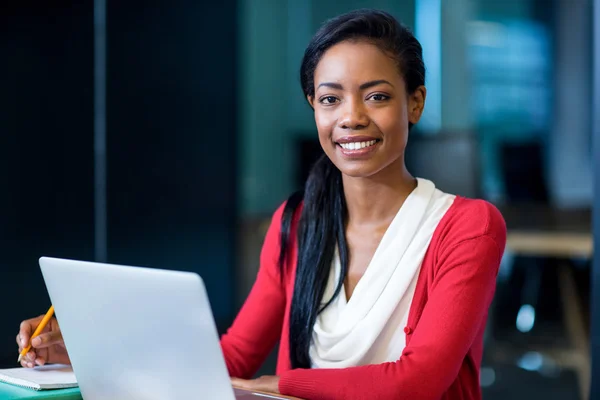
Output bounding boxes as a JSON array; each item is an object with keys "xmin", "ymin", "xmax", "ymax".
[
  {"xmin": 0, "ymin": 1, "xmax": 95, "ymax": 368},
  {"xmin": 105, "ymin": 0, "xmax": 238, "ymax": 326},
  {"xmin": 0, "ymin": 0, "xmax": 237, "ymax": 368}
]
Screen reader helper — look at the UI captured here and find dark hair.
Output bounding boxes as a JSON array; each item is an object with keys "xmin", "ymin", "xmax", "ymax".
[{"xmin": 278, "ymin": 9, "xmax": 425, "ymax": 369}]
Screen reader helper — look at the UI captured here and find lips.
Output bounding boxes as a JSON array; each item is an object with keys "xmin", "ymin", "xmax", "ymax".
[{"xmin": 334, "ymin": 135, "xmax": 381, "ymax": 158}]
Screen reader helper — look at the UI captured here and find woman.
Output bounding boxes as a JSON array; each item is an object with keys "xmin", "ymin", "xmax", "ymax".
[{"xmin": 17, "ymin": 9, "xmax": 506, "ymax": 400}]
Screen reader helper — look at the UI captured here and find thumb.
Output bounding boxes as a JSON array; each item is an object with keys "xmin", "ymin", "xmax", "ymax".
[{"xmin": 31, "ymin": 330, "xmax": 63, "ymax": 349}]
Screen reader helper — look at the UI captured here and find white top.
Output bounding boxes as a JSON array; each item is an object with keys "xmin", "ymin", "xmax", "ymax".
[{"xmin": 310, "ymin": 178, "xmax": 456, "ymax": 368}]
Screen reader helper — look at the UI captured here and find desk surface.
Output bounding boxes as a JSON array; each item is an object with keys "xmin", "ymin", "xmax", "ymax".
[
  {"xmin": 500, "ymin": 205, "xmax": 593, "ymax": 258},
  {"xmin": 506, "ymin": 231, "xmax": 593, "ymax": 258},
  {"xmin": 0, "ymin": 385, "xmax": 299, "ymax": 400},
  {"xmin": 500, "ymin": 205, "xmax": 591, "ymax": 233}
]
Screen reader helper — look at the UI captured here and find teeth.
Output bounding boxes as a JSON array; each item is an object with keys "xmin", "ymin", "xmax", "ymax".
[{"xmin": 340, "ymin": 140, "xmax": 377, "ymax": 150}]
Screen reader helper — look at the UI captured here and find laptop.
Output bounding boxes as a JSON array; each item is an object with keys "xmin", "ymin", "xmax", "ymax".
[{"xmin": 39, "ymin": 257, "xmax": 286, "ymax": 400}]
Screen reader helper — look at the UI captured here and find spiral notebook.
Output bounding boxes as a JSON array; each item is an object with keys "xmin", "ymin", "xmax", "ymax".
[{"xmin": 0, "ymin": 364, "xmax": 77, "ymax": 391}]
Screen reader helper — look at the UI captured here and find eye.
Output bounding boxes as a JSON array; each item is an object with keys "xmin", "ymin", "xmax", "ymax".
[
  {"xmin": 368, "ymin": 93, "xmax": 390, "ymax": 102},
  {"xmin": 319, "ymin": 96, "xmax": 339, "ymax": 105}
]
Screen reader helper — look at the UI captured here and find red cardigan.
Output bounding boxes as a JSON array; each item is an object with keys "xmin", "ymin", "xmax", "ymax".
[{"xmin": 221, "ymin": 196, "xmax": 506, "ymax": 400}]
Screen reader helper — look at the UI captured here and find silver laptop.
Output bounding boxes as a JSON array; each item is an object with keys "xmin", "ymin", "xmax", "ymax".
[{"xmin": 39, "ymin": 257, "xmax": 284, "ymax": 400}]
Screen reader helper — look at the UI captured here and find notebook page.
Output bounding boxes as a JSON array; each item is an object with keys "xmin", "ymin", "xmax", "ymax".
[{"xmin": 0, "ymin": 364, "xmax": 77, "ymax": 390}]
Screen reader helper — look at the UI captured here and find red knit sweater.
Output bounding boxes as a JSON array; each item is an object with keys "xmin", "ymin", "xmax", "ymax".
[{"xmin": 221, "ymin": 196, "xmax": 506, "ymax": 400}]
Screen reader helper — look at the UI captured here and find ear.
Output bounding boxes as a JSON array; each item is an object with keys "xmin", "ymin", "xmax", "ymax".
[
  {"xmin": 307, "ymin": 95, "xmax": 315, "ymax": 109},
  {"xmin": 408, "ymin": 86, "xmax": 426, "ymax": 125}
]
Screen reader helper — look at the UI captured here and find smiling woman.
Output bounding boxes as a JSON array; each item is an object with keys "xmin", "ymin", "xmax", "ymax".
[{"xmin": 224, "ymin": 9, "xmax": 505, "ymax": 400}]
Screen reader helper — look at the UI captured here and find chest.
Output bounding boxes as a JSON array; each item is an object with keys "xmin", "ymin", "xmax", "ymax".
[{"xmin": 343, "ymin": 225, "xmax": 388, "ymax": 299}]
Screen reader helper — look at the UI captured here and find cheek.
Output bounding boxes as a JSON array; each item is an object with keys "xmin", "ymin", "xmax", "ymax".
[
  {"xmin": 377, "ymin": 109, "xmax": 406, "ymax": 134},
  {"xmin": 314, "ymin": 111, "xmax": 336, "ymax": 144},
  {"xmin": 376, "ymin": 109, "xmax": 409, "ymax": 148}
]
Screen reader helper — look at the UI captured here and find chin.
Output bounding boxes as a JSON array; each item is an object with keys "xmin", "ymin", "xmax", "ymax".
[
  {"xmin": 335, "ymin": 161, "xmax": 382, "ymax": 178},
  {"xmin": 332, "ymin": 151, "xmax": 406, "ymax": 180}
]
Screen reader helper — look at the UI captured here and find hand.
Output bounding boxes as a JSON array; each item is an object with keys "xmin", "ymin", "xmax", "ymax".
[
  {"xmin": 231, "ymin": 375, "xmax": 281, "ymax": 395},
  {"xmin": 17, "ymin": 315, "xmax": 70, "ymax": 368}
]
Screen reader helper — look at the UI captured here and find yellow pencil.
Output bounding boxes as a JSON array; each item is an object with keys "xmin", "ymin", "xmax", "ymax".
[{"xmin": 18, "ymin": 305, "xmax": 55, "ymax": 363}]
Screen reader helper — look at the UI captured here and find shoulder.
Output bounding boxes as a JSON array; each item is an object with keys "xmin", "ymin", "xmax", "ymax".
[
  {"xmin": 269, "ymin": 201, "xmax": 288, "ymax": 227},
  {"xmin": 264, "ymin": 195, "xmax": 304, "ymax": 247},
  {"xmin": 434, "ymin": 196, "xmax": 507, "ymax": 255}
]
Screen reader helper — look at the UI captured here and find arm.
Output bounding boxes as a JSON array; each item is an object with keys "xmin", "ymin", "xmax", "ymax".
[
  {"xmin": 278, "ymin": 233, "xmax": 504, "ymax": 400},
  {"xmin": 220, "ymin": 205, "xmax": 287, "ymax": 379}
]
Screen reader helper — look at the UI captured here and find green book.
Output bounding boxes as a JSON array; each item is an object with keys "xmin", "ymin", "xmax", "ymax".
[{"xmin": 0, "ymin": 385, "xmax": 81, "ymax": 400}]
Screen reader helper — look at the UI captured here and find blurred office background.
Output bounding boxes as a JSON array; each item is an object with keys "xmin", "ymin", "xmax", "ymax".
[{"xmin": 1, "ymin": 0, "xmax": 598, "ymax": 399}]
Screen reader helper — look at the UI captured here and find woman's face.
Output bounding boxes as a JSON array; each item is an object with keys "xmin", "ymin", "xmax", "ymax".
[{"xmin": 309, "ymin": 40, "xmax": 426, "ymax": 178}]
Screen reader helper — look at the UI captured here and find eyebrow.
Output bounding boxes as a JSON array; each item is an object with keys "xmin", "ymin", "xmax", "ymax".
[{"xmin": 316, "ymin": 79, "xmax": 394, "ymax": 90}]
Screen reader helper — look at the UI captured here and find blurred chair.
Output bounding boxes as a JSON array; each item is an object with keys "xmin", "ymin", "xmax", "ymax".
[
  {"xmin": 500, "ymin": 141, "xmax": 549, "ymax": 203},
  {"xmin": 404, "ymin": 131, "xmax": 481, "ymax": 198},
  {"xmin": 499, "ymin": 141, "xmax": 549, "ymax": 333},
  {"xmin": 495, "ymin": 139, "xmax": 590, "ymax": 400}
]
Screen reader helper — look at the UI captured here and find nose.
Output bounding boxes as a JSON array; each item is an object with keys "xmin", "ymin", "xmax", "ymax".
[{"xmin": 338, "ymin": 98, "xmax": 369, "ymax": 130}]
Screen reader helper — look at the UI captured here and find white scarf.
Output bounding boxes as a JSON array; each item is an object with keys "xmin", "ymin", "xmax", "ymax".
[{"xmin": 309, "ymin": 178, "xmax": 455, "ymax": 368}]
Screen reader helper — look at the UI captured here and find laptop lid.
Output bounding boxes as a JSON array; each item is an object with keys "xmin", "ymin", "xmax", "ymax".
[{"xmin": 39, "ymin": 256, "xmax": 237, "ymax": 400}]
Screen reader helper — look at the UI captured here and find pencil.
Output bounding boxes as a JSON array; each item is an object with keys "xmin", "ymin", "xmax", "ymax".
[{"xmin": 18, "ymin": 305, "xmax": 55, "ymax": 363}]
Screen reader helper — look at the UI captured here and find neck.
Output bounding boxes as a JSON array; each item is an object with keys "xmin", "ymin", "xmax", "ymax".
[{"xmin": 342, "ymin": 158, "xmax": 417, "ymax": 226}]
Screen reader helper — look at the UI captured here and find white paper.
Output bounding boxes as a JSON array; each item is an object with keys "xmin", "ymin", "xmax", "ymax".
[{"xmin": 0, "ymin": 364, "xmax": 77, "ymax": 390}]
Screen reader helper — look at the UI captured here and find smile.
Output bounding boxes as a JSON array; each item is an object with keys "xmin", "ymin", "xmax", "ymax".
[
  {"xmin": 338, "ymin": 140, "xmax": 378, "ymax": 150},
  {"xmin": 335, "ymin": 137, "xmax": 381, "ymax": 159}
]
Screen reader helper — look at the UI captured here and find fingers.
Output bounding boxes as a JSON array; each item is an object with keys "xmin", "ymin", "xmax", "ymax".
[
  {"xmin": 19, "ymin": 356, "xmax": 44, "ymax": 368},
  {"xmin": 18, "ymin": 315, "xmax": 45, "ymax": 349},
  {"xmin": 17, "ymin": 332, "xmax": 37, "ymax": 368},
  {"xmin": 230, "ymin": 377, "xmax": 249, "ymax": 389},
  {"xmin": 19, "ymin": 350, "xmax": 36, "ymax": 368},
  {"xmin": 18, "ymin": 345, "xmax": 49, "ymax": 368},
  {"xmin": 31, "ymin": 330, "xmax": 63, "ymax": 349},
  {"xmin": 17, "ymin": 315, "xmax": 56, "ymax": 368}
]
